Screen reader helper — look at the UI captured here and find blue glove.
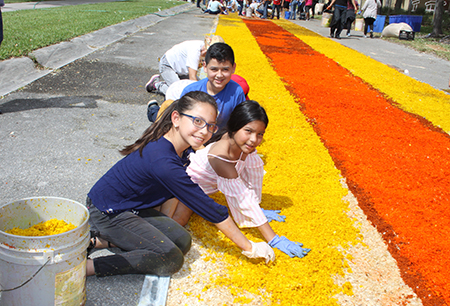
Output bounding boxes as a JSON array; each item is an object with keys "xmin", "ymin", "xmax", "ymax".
[
  {"xmin": 268, "ymin": 235, "xmax": 311, "ymax": 258},
  {"xmin": 261, "ymin": 209, "xmax": 286, "ymax": 222}
]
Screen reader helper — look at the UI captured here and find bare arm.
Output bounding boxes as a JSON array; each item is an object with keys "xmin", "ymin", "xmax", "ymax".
[
  {"xmin": 326, "ymin": 0, "xmax": 336, "ymax": 9},
  {"xmin": 214, "ymin": 216, "xmax": 252, "ymax": 251},
  {"xmin": 258, "ymin": 222, "xmax": 277, "ymax": 242},
  {"xmin": 188, "ymin": 67, "xmax": 198, "ymax": 81}
]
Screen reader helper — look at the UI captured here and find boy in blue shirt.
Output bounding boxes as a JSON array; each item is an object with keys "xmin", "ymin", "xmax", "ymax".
[{"xmin": 148, "ymin": 43, "xmax": 246, "ymax": 129}]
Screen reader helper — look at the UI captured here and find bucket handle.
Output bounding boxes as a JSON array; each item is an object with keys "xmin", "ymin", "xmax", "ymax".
[{"xmin": 0, "ymin": 256, "xmax": 51, "ymax": 292}]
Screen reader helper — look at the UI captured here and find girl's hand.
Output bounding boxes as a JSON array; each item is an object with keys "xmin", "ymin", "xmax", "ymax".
[
  {"xmin": 268, "ymin": 235, "xmax": 311, "ymax": 258},
  {"xmin": 242, "ymin": 241, "xmax": 275, "ymax": 264},
  {"xmin": 261, "ymin": 209, "xmax": 286, "ymax": 222}
]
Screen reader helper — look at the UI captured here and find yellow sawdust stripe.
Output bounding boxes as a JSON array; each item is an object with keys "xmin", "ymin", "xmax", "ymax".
[
  {"xmin": 187, "ymin": 14, "xmax": 362, "ymax": 305},
  {"xmin": 276, "ymin": 20, "xmax": 450, "ymax": 133}
]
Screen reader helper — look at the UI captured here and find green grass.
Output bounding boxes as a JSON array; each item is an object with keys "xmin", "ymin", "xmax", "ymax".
[
  {"xmin": 1, "ymin": 0, "xmax": 183, "ymax": 60},
  {"xmin": 379, "ymin": 22, "xmax": 450, "ymax": 62}
]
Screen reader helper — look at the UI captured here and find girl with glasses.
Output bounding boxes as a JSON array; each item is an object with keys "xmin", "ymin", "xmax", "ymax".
[
  {"xmin": 86, "ymin": 91, "xmax": 274, "ymax": 278},
  {"xmin": 168, "ymin": 100, "xmax": 311, "ymax": 259}
]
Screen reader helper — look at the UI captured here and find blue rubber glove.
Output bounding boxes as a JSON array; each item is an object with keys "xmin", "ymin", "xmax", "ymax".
[
  {"xmin": 268, "ymin": 235, "xmax": 311, "ymax": 258},
  {"xmin": 261, "ymin": 209, "xmax": 286, "ymax": 222}
]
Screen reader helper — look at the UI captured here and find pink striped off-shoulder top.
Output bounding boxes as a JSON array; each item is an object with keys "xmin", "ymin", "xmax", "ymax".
[{"xmin": 187, "ymin": 143, "xmax": 268, "ymax": 228}]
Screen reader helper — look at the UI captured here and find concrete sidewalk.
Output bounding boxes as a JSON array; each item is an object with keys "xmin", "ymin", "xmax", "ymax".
[{"xmin": 0, "ymin": 4, "xmax": 215, "ymax": 306}]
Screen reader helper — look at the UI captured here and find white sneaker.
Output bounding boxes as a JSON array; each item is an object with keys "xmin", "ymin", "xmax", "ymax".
[
  {"xmin": 347, "ymin": 33, "xmax": 351, "ymax": 37},
  {"xmin": 146, "ymin": 74, "xmax": 160, "ymax": 93}
]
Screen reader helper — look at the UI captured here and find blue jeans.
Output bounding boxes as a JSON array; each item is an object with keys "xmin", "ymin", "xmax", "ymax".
[
  {"xmin": 88, "ymin": 201, "xmax": 191, "ymax": 277},
  {"xmin": 271, "ymin": 4, "xmax": 281, "ymax": 19},
  {"xmin": 262, "ymin": 1, "xmax": 270, "ymax": 18},
  {"xmin": 238, "ymin": 0, "xmax": 244, "ymax": 15},
  {"xmin": 290, "ymin": 0, "xmax": 299, "ymax": 19}
]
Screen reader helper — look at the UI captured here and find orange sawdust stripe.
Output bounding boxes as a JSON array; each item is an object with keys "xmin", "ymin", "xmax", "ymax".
[{"xmin": 242, "ymin": 18, "xmax": 450, "ymax": 305}]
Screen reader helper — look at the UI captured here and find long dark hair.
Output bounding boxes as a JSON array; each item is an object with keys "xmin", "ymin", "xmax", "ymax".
[
  {"xmin": 206, "ymin": 100, "xmax": 268, "ymax": 145},
  {"xmin": 120, "ymin": 91, "xmax": 218, "ymax": 156}
]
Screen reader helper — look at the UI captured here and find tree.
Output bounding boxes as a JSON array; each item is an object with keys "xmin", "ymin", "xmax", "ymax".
[
  {"xmin": 394, "ymin": 0, "xmax": 403, "ymax": 11},
  {"xmin": 430, "ymin": 0, "xmax": 445, "ymax": 37}
]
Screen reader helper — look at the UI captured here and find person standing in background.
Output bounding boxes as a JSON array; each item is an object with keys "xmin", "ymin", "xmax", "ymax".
[
  {"xmin": 0, "ymin": 0, "xmax": 4, "ymax": 47},
  {"xmin": 304, "ymin": 0, "xmax": 313, "ymax": 20},
  {"xmin": 282, "ymin": 0, "xmax": 291, "ymax": 14},
  {"xmin": 361, "ymin": 0, "xmax": 381, "ymax": 38},
  {"xmin": 345, "ymin": 0, "xmax": 359, "ymax": 36},
  {"xmin": 272, "ymin": 0, "xmax": 282, "ymax": 19},
  {"xmin": 327, "ymin": 0, "xmax": 357, "ymax": 39},
  {"xmin": 289, "ymin": 0, "xmax": 299, "ymax": 20},
  {"xmin": 262, "ymin": 0, "xmax": 271, "ymax": 18}
]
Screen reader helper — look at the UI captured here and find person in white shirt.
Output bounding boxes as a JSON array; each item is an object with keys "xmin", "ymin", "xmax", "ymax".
[
  {"xmin": 145, "ymin": 35, "xmax": 224, "ymax": 96},
  {"xmin": 204, "ymin": 0, "xmax": 224, "ymax": 14}
]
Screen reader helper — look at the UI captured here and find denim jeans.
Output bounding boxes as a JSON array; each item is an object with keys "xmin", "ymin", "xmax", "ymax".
[
  {"xmin": 271, "ymin": 4, "xmax": 281, "ymax": 19},
  {"xmin": 237, "ymin": 0, "xmax": 244, "ymax": 15},
  {"xmin": 330, "ymin": 5, "xmax": 347, "ymax": 37},
  {"xmin": 88, "ymin": 200, "xmax": 191, "ymax": 277},
  {"xmin": 290, "ymin": 0, "xmax": 299, "ymax": 19},
  {"xmin": 262, "ymin": 1, "xmax": 270, "ymax": 18}
]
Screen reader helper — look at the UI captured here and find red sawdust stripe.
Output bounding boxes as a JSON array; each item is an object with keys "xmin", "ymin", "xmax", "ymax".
[{"xmin": 242, "ymin": 19, "xmax": 450, "ymax": 305}]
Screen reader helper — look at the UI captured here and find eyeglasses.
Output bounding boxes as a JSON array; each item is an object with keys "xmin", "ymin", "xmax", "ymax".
[{"xmin": 180, "ymin": 113, "xmax": 219, "ymax": 134}]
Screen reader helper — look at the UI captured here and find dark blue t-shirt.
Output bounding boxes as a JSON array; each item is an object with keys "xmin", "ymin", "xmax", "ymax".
[
  {"xmin": 88, "ymin": 137, "xmax": 229, "ymax": 223},
  {"xmin": 181, "ymin": 78, "xmax": 246, "ymax": 129}
]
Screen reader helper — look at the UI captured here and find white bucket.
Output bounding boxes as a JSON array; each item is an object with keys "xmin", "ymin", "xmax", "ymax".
[
  {"xmin": 321, "ymin": 12, "xmax": 332, "ymax": 27},
  {"xmin": 355, "ymin": 18, "xmax": 364, "ymax": 31},
  {"xmin": 0, "ymin": 197, "xmax": 90, "ymax": 306}
]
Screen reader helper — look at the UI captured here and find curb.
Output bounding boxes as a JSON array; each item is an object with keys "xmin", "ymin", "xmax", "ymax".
[{"xmin": 0, "ymin": 3, "xmax": 195, "ymax": 98}]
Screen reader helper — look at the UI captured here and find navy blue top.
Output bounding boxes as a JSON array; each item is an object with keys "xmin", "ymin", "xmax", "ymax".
[
  {"xmin": 88, "ymin": 137, "xmax": 229, "ymax": 223},
  {"xmin": 181, "ymin": 78, "xmax": 246, "ymax": 129}
]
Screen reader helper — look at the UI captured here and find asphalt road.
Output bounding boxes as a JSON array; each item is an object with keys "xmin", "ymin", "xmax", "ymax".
[{"xmin": 0, "ymin": 4, "xmax": 217, "ymax": 305}]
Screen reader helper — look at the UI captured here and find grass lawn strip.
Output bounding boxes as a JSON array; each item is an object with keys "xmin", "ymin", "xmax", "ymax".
[
  {"xmin": 0, "ymin": 0, "xmax": 183, "ymax": 60},
  {"xmin": 277, "ymin": 21, "xmax": 450, "ymax": 134},
  {"xmin": 249, "ymin": 18, "xmax": 450, "ymax": 305}
]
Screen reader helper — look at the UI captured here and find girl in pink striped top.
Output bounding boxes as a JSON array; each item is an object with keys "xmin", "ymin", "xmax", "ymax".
[{"xmin": 173, "ymin": 100, "xmax": 311, "ymax": 258}]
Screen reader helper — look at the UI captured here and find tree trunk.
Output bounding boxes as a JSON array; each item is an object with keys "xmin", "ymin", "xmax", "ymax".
[
  {"xmin": 394, "ymin": 0, "xmax": 403, "ymax": 11},
  {"xmin": 431, "ymin": 0, "xmax": 444, "ymax": 36}
]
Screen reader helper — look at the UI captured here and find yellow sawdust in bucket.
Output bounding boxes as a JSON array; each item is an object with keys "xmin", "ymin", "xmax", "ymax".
[{"xmin": 5, "ymin": 219, "xmax": 76, "ymax": 236}]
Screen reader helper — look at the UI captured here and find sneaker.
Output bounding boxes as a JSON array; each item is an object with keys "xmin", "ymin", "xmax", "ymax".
[
  {"xmin": 330, "ymin": 33, "xmax": 334, "ymax": 38},
  {"xmin": 145, "ymin": 74, "xmax": 160, "ymax": 93},
  {"xmin": 147, "ymin": 100, "xmax": 160, "ymax": 123},
  {"xmin": 370, "ymin": 32, "xmax": 374, "ymax": 38},
  {"xmin": 147, "ymin": 100, "xmax": 159, "ymax": 109},
  {"xmin": 347, "ymin": 33, "xmax": 351, "ymax": 37}
]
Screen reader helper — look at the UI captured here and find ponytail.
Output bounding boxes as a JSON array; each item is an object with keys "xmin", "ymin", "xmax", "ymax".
[{"xmin": 120, "ymin": 91, "xmax": 218, "ymax": 156}]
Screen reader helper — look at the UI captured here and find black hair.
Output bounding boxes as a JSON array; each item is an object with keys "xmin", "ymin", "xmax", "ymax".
[
  {"xmin": 205, "ymin": 42, "xmax": 235, "ymax": 66},
  {"xmin": 206, "ymin": 100, "xmax": 268, "ymax": 144},
  {"xmin": 120, "ymin": 91, "xmax": 218, "ymax": 156}
]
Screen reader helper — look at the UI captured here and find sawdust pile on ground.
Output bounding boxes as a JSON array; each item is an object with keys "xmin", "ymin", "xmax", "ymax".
[{"xmin": 167, "ymin": 180, "xmax": 422, "ymax": 306}]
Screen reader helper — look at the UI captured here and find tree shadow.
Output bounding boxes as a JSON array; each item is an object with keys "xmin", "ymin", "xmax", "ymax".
[{"xmin": 0, "ymin": 96, "xmax": 101, "ymax": 114}]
